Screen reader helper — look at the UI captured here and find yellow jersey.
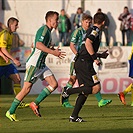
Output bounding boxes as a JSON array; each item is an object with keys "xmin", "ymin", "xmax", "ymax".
[{"xmin": 0, "ymin": 29, "xmax": 13, "ymax": 66}]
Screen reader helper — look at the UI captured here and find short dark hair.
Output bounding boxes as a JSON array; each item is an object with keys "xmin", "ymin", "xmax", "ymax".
[
  {"xmin": 93, "ymin": 12, "xmax": 105, "ymax": 24},
  {"xmin": 61, "ymin": 9, "xmax": 65, "ymax": 12},
  {"xmin": 124, "ymin": 6, "xmax": 128, "ymax": 9},
  {"xmin": 7, "ymin": 17, "xmax": 19, "ymax": 27},
  {"xmin": 97, "ymin": 8, "xmax": 102, "ymax": 12},
  {"xmin": 45, "ymin": 11, "xmax": 59, "ymax": 22},
  {"xmin": 82, "ymin": 13, "xmax": 92, "ymax": 21}
]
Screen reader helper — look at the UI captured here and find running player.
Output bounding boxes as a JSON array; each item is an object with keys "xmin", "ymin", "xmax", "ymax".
[
  {"xmin": 6, "ymin": 11, "xmax": 66, "ymax": 121},
  {"xmin": 0, "ymin": 17, "xmax": 29, "ymax": 108}
]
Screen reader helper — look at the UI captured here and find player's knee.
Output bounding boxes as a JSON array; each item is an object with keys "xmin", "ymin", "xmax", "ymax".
[
  {"xmin": 69, "ymin": 76, "xmax": 76, "ymax": 84},
  {"xmin": 92, "ymin": 84, "xmax": 101, "ymax": 94},
  {"xmin": 49, "ymin": 81, "xmax": 58, "ymax": 90}
]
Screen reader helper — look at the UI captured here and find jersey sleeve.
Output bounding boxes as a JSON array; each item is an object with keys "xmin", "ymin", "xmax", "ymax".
[
  {"xmin": 0, "ymin": 31, "xmax": 8, "ymax": 48},
  {"xmin": 36, "ymin": 26, "xmax": 47, "ymax": 43},
  {"xmin": 70, "ymin": 29, "xmax": 79, "ymax": 44},
  {"xmin": 86, "ymin": 28, "xmax": 99, "ymax": 42}
]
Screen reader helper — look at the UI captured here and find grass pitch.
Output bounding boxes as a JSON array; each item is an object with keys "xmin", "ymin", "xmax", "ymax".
[{"xmin": 0, "ymin": 94, "xmax": 133, "ymax": 133}]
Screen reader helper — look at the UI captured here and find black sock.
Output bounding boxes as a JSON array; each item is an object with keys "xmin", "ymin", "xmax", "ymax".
[
  {"xmin": 67, "ymin": 86, "xmax": 92, "ymax": 95},
  {"xmin": 71, "ymin": 94, "xmax": 88, "ymax": 119}
]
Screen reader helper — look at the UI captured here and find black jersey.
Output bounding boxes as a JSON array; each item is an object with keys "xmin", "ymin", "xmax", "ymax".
[{"xmin": 79, "ymin": 26, "xmax": 100, "ymax": 61}]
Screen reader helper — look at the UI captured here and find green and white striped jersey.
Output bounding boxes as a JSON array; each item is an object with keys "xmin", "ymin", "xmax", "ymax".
[
  {"xmin": 26, "ymin": 25, "xmax": 51, "ymax": 68},
  {"xmin": 70, "ymin": 26, "xmax": 86, "ymax": 52}
]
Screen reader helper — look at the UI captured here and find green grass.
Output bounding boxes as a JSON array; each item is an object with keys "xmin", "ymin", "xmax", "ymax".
[{"xmin": 0, "ymin": 94, "xmax": 133, "ymax": 133}]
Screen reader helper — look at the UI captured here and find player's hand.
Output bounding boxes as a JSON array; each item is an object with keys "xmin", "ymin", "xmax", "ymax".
[
  {"xmin": 3, "ymin": 56, "xmax": 9, "ymax": 63},
  {"xmin": 94, "ymin": 59, "xmax": 101, "ymax": 66},
  {"xmin": 13, "ymin": 59, "xmax": 21, "ymax": 67},
  {"xmin": 100, "ymin": 50, "xmax": 109, "ymax": 59},
  {"xmin": 53, "ymin": 46, "xmax": 66, "ymax": 59}
]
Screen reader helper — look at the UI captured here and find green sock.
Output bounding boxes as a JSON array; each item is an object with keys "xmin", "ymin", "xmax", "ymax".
[
  {"xmin": 9, "ymin": 98, "xmax": 21, "ymax": 114},
  {"xmin": 95, "ymin": 92, "xmax": 102, "ymax": 102},
  {"xmin": 63, "ymin": 82, "xmax": 73, "ymax": 103},
  {"xmin": 34, "ymin": 87, "xmax": 51, "ymax": 105},
  {"xmin": 66, "ymin": 82, "xmax": 72, "ymax": 88}
]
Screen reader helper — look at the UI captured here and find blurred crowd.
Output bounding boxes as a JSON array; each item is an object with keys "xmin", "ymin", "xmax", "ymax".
[
  {"xmin": 1, "ymin": 6, "xmax": 133, "ymax": 47},
  {"xmin": 56, "ymin": 6, "xmax": 133, "ymax": 47}
]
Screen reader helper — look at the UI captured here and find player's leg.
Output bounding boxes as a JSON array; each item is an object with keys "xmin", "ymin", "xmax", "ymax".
[
  {"xmin": 61, "ymin": 75, "xmax": 76, "ymax": 108},
  {"xmin": 95, "ymin": 92, "xmax": 112, "ymax": 107},
  {"xmin": 7, "ymin": 64, "xmax": 29, "ymax": 108},
  {"xmin": 69, "ymin": 94, "xmax": 88, "ymax": 122},
  {"xmin": 6, "ymin": 81, "xmax": 32, "ymax": 121},
  {"xmin": 69, "ymin": 84, "xmax": 101, "ymax": 122},
  {"xmin": 30, "ymin": 67, "xmax": 57, "ymax": 116},
  {"xmin": 61, "ymin": 61, "xmax": 76, "ymax": 108},
  {"xmin": 118, "ymin": 83, "xmax": 133, "ymax": 105}
]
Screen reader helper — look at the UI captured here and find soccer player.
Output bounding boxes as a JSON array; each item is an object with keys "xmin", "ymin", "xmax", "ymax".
[
  {"xmin": 61, "ymin": 13, "xmax": 112, "ymax": 108},
  {"xmin": 61, "ymin": 12, "xmax": 109, "ymax": 122},
  {"xmin": 0, "ymin": 17, "xmax": 29, "ymax": 108},
  {"xmin": 6, "ymin": 11, "xmax": 66, "ymax": 121},
  {"xmin": 118, "ymin": 45, "xmax": 133, "ymax": 106}
]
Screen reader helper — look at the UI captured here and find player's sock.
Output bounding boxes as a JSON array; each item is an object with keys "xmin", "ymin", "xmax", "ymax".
[
  {"xmin": 94, "ymin": 92, "xmax": 102, "ymax": 102},
  {"xmin": 13, "ymin": 84, "xmax": 21, "ymax": 95},
  {"xmin": 123, "ymin": 83, "xmax": 133, "ymax": 95},
  {"xmin": 34, "ymin": 87, "xmax": 50, "ymax": 105},
  {"xmin": 66, "ymin": 82, "xmax": 72, "ymax": 88},
  {"xmin": 71, "ymin": 94, "xmax": 87, "ymax": 119},
  {"xmin": 9, "ymin": 98, "xmax": 21, "ymax": 114}
]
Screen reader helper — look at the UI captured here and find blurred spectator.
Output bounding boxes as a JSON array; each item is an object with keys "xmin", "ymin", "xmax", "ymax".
[
  {"xmin": 97, "ymin": 8, "xmax": 110, "ymax": 46},
  {"xmin": 73, "ymin": 7, "xmax": 83, "ymax": 29},
  {"xmin": 118, "ymin": 6, "xmax": 132, "ymax": 46},
  {"xmin": 58, "ymin": 9, "xmax": 71, "ymax": 46}
]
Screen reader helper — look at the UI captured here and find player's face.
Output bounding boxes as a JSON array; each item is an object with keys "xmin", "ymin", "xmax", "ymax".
[
  {"xmin": 10, "ymin": 21, "xmax": 19, "ymax": 32},
  {"xmin": 50, "ymin": 14, "xmax": 59, "ymax": 29},
  {"xmin": 82, "ymin": 19, "xmax": 92, "ymax": 30}
]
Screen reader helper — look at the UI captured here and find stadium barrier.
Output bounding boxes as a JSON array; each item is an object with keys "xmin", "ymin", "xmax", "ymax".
[{"xmin": 0, "ymin": 46, "xmax": 132, "ymax": 94}]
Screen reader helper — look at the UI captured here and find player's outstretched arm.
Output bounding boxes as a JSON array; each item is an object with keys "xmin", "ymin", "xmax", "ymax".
[{"xmin": 36, "ymin": 42, "xmax": 66, "ymax": 58}]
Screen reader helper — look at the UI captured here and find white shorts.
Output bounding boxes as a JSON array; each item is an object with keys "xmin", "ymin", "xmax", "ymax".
[{"xmin": 24, "ymin": 65, "xmax": 53, "ymax": 83}]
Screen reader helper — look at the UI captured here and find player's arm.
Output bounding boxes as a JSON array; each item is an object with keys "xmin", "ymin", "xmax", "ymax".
[
  {"xmin": 85, "ymin": 28, "xmax": 101, "ymax": 66},
  {"xmin": 36, "ymin": 42, "xmax": 65, "ymax": 59},
  {"xmin": 0, "ymin": 49, "xmax": 8, "ymax": 63},
  {"xmin": 1, "ymin": 47, "xmax": 21, "ymax": 66},
  {"xmin": 0, "ymin": 32, "xmax": 21, "ymax": 66},
  {"xmin": 70, "ymin": 29, "xmax": 79, "ymax": 55},
  {"xmin": 70, "ymin": 42, "xmax": 77, "ymax": 55},
  {"xmin": 97, "ymin": 50, "xmax": 109, "ymax": 59}
]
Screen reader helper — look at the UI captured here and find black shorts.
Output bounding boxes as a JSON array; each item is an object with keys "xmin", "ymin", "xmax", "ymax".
[{"xmin": 74, "ymin": 58, "xmax": 100, "ymax": 87}]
